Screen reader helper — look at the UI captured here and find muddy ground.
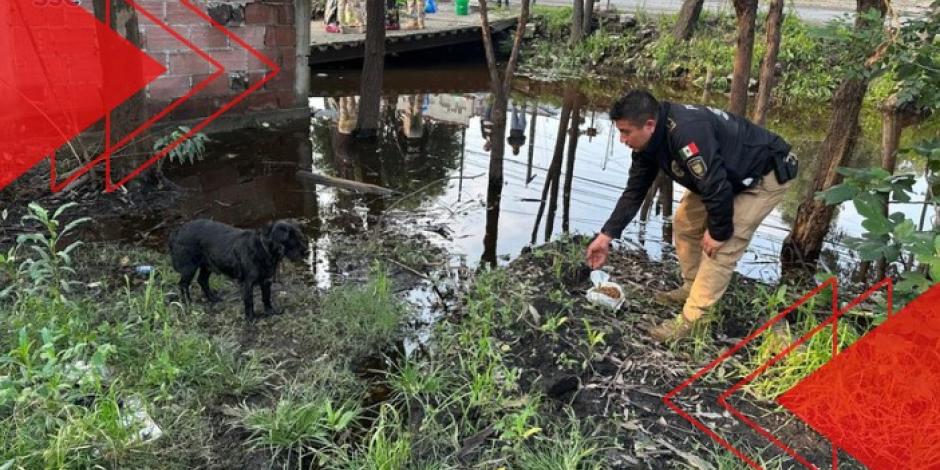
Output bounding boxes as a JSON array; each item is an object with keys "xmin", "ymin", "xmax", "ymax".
[{"xmin": 482, "ymin": 236, "xmax": 869, "ymax": 468}]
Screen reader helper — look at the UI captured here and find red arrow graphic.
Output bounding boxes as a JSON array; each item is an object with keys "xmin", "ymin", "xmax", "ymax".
[
  {"xmin": 0, "ymin": 0, "xmax": 279, "ymax": 193},
  {"xmin": 49, "ymin": 0, "xmax": 227, "ymax": 192},
  {"xmin": 779, "ymin": 281, "xmax": 940, "ymax": 469},
  {"xmin": 0, "ymin": 0, "xmax": 165, "ymax": 190},
  {"xmin": 665, "ymin": 278, "xmax": 907, "ymax": 469}
]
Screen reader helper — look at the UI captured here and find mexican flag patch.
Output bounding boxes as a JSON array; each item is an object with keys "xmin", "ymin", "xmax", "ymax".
[{"xmin": 680, "ymin": 142, "xmax": 699, "ymax": 159}]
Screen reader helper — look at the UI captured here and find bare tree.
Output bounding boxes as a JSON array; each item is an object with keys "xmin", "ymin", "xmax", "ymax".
[
  {"xmin": 479, "ymin": 0, "xmax": 532, "ymax": 265},
  {"xmin": 752, "ymin": 0, "xmax": 785, "ymax": 126},
  {"xmin": 781, "ymin": 0, "xmax": 887, "ymax": 271},
  {"xmin": 729, "ymin": 0, "xmax": 758, "ymax": 116},
  {"xmin": 93, "ymin": 0, "xmax": 150, "ymax": 187},
  {"xmin": 673, "ymin": 0, "xmax": 705, "ymax": 41},
  {"xmin": 357, "ymin": 0, "xmax": 385, "ymax": 138}
]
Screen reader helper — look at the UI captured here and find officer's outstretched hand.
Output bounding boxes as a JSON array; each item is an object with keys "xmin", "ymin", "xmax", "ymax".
[{"xmin": 586, "ymin": 233, "xmax": 613, "ymax": 269}]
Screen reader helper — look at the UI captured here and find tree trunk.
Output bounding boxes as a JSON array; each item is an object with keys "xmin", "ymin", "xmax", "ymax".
[
  {"xmin": 93, "ymin": 0, "xmax": 149, "ymax": 187},
  {"xmin": 571, "ymin": 0, "xmax": 583, "ymax": 44},
  {"xmin": 562, "ymin": 94, "xmax": 582, "ymax": 233},
  {"xmin": 752, "ymin": 0, "xmax": 784, "ymax": 126},
  {"xmin": 581, "ymin": 0, "xmax": 594, "ymax": 37},
  {"xmin": 672, "ymin": 0, "xmax": 705, "ymax": 41},
  {"xmin": 357, "ymin": 0, "xmax": 385, "ymax": 137},
  {"xmin": 729, "ymin": 0, "xmax": 758, "ymax": 117},
  {"xmin": 781, "ymin": 80, "xmax": 870, "ymax": 269},
  {"xmin": 780, "ymin": 0, "xmax": 886, "ymax": 272},
  {"xmin": 874, "ymin": 93, "xmax": 924, "ymax": 278}
]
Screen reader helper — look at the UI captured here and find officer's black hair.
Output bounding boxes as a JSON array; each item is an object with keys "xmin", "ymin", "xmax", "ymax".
[{"xmin": 609, "ymin": 90, "xmax": 659, "ymax": 126}]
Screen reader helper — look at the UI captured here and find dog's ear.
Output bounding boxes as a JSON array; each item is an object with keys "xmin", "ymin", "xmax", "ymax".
[{"xmin": 269, "ymin": 221, "xmax": 292, "ymax": 243}]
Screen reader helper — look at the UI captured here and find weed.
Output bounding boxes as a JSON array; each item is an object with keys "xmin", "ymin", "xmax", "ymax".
[
  {"xmin": 694, "ymin": 442, "xmax": 787, "ymax": 470},
  {"xmin": 580, "ymin": 319, "xmax": 606, "ymax": 366},
  {"xmin": 540, "ymin": 314, "xmax": 569, "ymax": 336},
  {"xmin": 548, "ymin": 289, "xmax": 575, "ymax": 316},
  {"xmin": 343, "ymin": 404, "xmax": 412, "ymax": 470},
  {"xmin": 513, "ymin": 414, "xmax": 603, "ymax": 469},
  {"xmin": 15, "ymin": 202, "xmax": 89, "ymax": 299},
  {"xmin": 385, "ymin": 354, "xmax": 446, "ymax": 403},
  {"xmin": 153, "ymin": 126, "xmax": 210, "ymax": 166},
  {"xmin": 234, "ymin": 386, "xmax": 361, "ymax": 467},
  {"xmin": 495, "ymin": 395, "xmax": 542, "ymax": 449},
  {"xmin": 318, "ymin": 263, "xmax": 407, "ymax": 356}
]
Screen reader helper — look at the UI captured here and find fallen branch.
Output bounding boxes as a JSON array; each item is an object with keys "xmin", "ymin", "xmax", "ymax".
[{"xmin": 295, "ymin": 170, "xmax": 398, "ymax": 196}]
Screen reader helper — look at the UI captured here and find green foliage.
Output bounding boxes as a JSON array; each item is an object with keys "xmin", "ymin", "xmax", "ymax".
[
  {"xmin": 818, "ymin": 138, "xmax": 940, "ymax": 300},
  {"xmin": 580, "ymin": 319, "xmax": 605, "ymax": 366},
  {"xmin": 812, "ymin": 9, "xmax": 887, "ymax": 81},
  {"xmin": 524, "ymin": 11, "xmax": 850, "ymax": 104},
  {"xmin": 883, "ymin": 2, "xmax": 940, "ymax": 108},
  {"xmin": 344, "ymin": 404, "xmax": 412, "ymax": 470},
  {"xmin": 532, "ymin": 6, "xmax": 573, "ymax": 39},
  {"xmin": 153, "ymin": 125, "xmax": 210, "ymax": 166},
  {"xmin": 772, "ymin": 15, "xmax": 844, "ymax": 101}
]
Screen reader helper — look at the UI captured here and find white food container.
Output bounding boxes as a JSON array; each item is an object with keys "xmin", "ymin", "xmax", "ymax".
[{"xmin": 585, "ymin": 270, "xmax": 625, "ymax": 311}]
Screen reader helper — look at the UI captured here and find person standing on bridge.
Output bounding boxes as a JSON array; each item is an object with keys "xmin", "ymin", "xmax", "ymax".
[
  {"xmin": 404, "ymin": 0, "xmax": 426, "ymax": 29},
  {"xmin": 585, "ymin": 90, "xmax": 799, "ymax": 343}
]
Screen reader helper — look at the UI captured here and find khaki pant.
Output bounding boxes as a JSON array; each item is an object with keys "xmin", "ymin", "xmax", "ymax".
[{"xmin": 674, "ymin": 172, "xmax": 792, "ymax": 321}]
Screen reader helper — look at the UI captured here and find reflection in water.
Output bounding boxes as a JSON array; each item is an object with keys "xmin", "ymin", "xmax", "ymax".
[
  {"xmin": 562, "ymin": 90, "xmax": 583, "ymax": 234},
  {"xmin": 525, "ymin": 102, "xmax": 538, "ymax": 186},
  {"xmin": 102, "ymin": 73, "xmax": 911, "ymax": 286},
  {"xmin": 531, "ymin": 88, "xmax": 575, "ymax": 244}
]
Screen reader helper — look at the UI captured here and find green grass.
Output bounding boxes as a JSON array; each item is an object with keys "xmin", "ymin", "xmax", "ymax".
[
  {"xmin": 745, "ymin": 306, "xmax": 861, "ymax": 401},
  {"xmin": 512, "ymin": 415, "xmax": 605, "ymax": 469},
  {"xmin": 232, "ymin": 386, "xmax": 362, "ymax": 467},
  {"xmin": 10, "ymin": 202, "xmax": 833, "ymax": 468},
  {"xmin": 0, "ymin": 203, "xmax": 414, "ymax": 469}
]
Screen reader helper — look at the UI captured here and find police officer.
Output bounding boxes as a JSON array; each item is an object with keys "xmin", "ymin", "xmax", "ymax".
[{"xmin": 585, "ymin": 90, "xmax": 798, "ymax": 343}]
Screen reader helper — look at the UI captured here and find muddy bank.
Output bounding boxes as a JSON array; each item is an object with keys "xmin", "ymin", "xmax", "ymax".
[{"xmin": 468, "ymin": 235, "xmax": 868, "ymax": 468}]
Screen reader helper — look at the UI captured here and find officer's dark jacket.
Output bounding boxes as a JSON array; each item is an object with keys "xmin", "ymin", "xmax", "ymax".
[{"xmin": 601, "ymin": 102, "xmax": 791, "ymax": 242}]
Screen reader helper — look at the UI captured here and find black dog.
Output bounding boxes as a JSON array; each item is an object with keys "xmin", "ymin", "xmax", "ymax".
[{"xmin": 168, "ymin": 219, "xmax": 308, "ymax": 320}]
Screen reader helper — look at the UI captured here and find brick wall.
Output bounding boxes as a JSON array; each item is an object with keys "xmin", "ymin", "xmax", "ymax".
[{"xmin": 138, "ymin": 0, "xmax": 299, "ymax": 120}]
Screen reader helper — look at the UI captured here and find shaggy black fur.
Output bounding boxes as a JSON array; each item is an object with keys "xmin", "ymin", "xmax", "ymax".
[{"xmin": 168, "ymin": 219, "xmax": 308, "ymax": 320}]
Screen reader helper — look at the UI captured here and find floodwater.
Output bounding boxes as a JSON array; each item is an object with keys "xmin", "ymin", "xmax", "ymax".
[{"xmin": 106, "ymin": 62, "xmax": 936, "ymax": 288}]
